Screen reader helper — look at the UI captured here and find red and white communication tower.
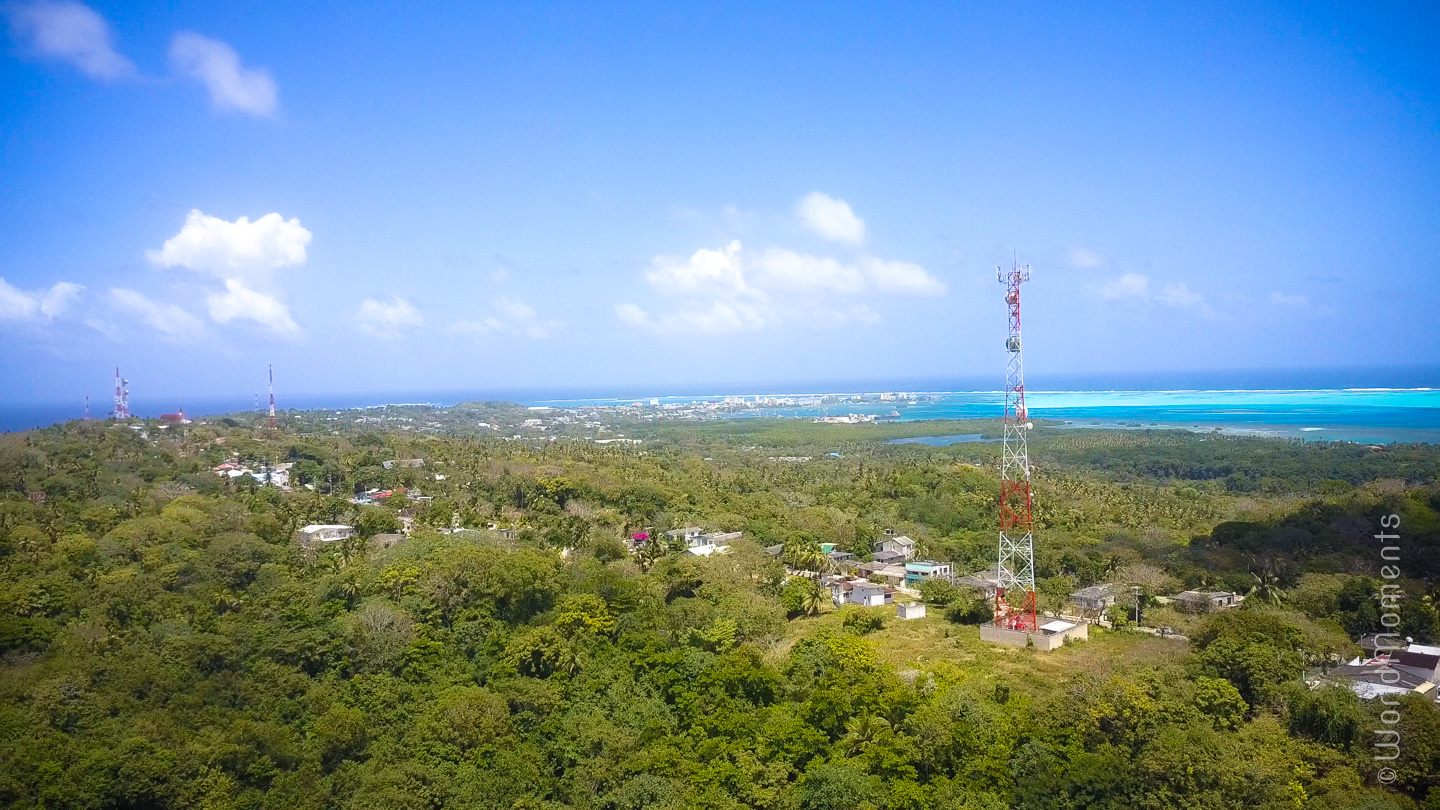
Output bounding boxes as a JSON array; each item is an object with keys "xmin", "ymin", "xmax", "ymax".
[
  {"xmin": 267, "ymin": 365, "xmax": 278, "ymax": 433},
  {"xmin": 113, "ymin": 367, "xmax": 131, "ymax": 420},
  {"xmin": 995, "ymin": 262, "xmax": 1037, "ymax": 632}
]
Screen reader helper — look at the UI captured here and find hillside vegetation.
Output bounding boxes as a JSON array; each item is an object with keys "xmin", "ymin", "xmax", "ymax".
[{"xmin": 1, "ymin": 416, "xmax": 1437, "ymax": 809}]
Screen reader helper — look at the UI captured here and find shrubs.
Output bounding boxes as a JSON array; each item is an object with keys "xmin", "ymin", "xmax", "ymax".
[
  {"xmin": 840, "ymin": 608, "xmax": 884, "ymax": 635},
  {"xmin": 916, "ymin": 577, "xmax": 960, "ymax": 606},
  {"xmin": 945, "ymin": 596, "xmax": 993, "ymax": 625}
]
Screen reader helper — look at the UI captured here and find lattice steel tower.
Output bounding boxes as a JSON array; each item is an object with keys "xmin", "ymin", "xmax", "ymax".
[
  {"xmin": 113, "ymin": 367, "xmax": 130, "ymax": 420},
  {"xmin": 995, "ymin": 262, "xmax": 1037, "ymax": 632},
  {"xmin": 267, "ymin": 365, "xmax": 278, "ymax": 433}
]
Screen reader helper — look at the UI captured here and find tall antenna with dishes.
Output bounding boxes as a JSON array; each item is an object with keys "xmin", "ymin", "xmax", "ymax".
[
  {"xmin": 113, "ymin": 367, "xmax": 131, "ymax": 420},
  {"xmin": 267, "ymin": 364, "xmax": 278, "ymax": 433},
  {"xmin": 995, "ymin": 262, "xmax": 1037, "ymax": 632}
]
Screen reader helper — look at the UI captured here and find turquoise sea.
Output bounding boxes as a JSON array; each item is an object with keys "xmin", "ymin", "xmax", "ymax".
[
  {"xmin": 5, "ymin": 368, "xmax": 1439, "ymax": 444},
  {"xmin": 536, "ymin": 388, "xmax": 1440, "ymax": 445}
]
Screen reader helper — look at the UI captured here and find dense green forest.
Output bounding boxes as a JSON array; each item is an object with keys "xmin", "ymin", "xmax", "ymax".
[{"xmin": 1, "ymin": 413, "xmax": 1438, "ymax": 809}]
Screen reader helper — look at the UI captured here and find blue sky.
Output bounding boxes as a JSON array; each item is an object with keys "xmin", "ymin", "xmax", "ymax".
[{"xmin": 1, "ymin": 1, "xmax": 1437, "ymax": 405}]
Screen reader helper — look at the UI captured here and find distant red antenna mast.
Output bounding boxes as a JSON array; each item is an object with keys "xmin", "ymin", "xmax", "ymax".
[
  {"xmin": 113, "ymin": 367, "xmax": 131, "ymax": 420},
  {"xmin": 267, "ymin": 364, "xmax": 278, "ymax": 433},
  {"xmin": 995, "ymin": 262, "xmax": 1037, "ymax": 632}
]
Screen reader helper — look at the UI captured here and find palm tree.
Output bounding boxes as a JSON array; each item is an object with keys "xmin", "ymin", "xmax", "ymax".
[
  {"xmin": 213, "ymin": 591, "xmax": 244, "ymax": 614},
  {"xmin": 1248, "ymin": 571, "xmax": 1286, "ymax": 606},
  {"xmin": 785, "ymin": 539, "xmax": 825, "ymax": 577},
  {"xmin": 841, "ymin": 714, "xmax": 892, "ymax": 756},
  {"xmin": 636, "ymin": 536, "xmax": 667, "ymax": 572},
  {"xmin": 339, "ymin": 574, "xmax": 363, "ymax": 604},
  {"xmin": 798, "ymin": 585, "xmax": 825, "ymax": 617}
]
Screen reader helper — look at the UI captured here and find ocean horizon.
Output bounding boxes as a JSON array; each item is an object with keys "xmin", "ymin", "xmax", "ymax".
[{"xmin": 5, "ymin": 365, "xmax": 1439, "ymax": 443}]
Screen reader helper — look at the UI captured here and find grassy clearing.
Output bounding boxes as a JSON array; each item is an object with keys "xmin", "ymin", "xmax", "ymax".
[{"xmin": 771, "ymin": 604, "xmax": 1190, "ymax": 695}]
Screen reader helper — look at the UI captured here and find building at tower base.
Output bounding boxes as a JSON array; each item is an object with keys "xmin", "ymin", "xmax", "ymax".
[{"xmin": 980, "ymin": 619, "xmax": 1088, "ymax": 651}]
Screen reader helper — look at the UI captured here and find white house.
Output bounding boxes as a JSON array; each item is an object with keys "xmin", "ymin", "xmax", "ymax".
[
  {"xmin": 873, "ymin": 535, "xmax": 917, "ymax": 561},
  {"xmin": 296, "ymin": 524, "xmax": 355, "ymax": 550},
  {"xmin": 850, "ymin": 583, "xmax": 895, "ymax": 607}
]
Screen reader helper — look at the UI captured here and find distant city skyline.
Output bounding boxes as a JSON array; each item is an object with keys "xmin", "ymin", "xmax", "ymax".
[{"xmin": 2, "ymin": 2, "xmax": 1437, "ymax": 404}]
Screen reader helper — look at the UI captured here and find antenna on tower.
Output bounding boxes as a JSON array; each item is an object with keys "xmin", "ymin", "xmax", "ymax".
[
  {"xmin": 993, "ymin": 261, "xmax": 1037, "ymax": 633},
  {"xmin": 268, "ymin": 364, "xmax": 278, "ymax": 433}
]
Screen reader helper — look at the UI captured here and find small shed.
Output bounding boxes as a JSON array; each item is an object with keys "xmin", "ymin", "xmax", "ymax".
[{"xmin": 897, "ymin": 602, "xmax": 926, "ymax": 620}]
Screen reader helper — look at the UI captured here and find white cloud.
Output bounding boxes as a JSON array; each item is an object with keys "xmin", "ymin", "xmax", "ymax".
[
  {"xmin": 358, "ymin": 296, "xmax": 423, "ymax": 338},
  {"xmin": 449, "ymin": 297, "xmax": 561, "ymax": 340},
  {"xmin": 620, "ymin": 239, "xmax": 944, "ymax": 335},
  {"xmin": 1094, "ymin": 272, "xmax": 1214, "ymax": 315},
  {"xmin": 39, "ymin": 281, "xmax": 82, "ymax": 317},
  {"xmin": 1154, "ymin": 282, "xmax": 1203, "ymax": 308},
  {"xmin": 797, "ymin": 192, "xmax": 866, "ymax": 245},
  {"xmin": 148, "ymin": 209, "xmax": 310, "ymax": 282},
  {"xmin": 752, "ymin": 249, "xmax": 865, "ymax": 295},
  {"xmin": 110, "ymin": 288, "xmax": 204, "ymax": 339},
  {"xmin": 169, "ymin": 32, "xmax": 278, "ymax": 116},
  {"xmin": 147, "ymin": 210, "xmax": 307, "ymax": 333},
  {"xmin": 1270, "ymin": 291, "xmax": 1308, "ymax": 307},
  {"xmin": 6, "ymin": 1, "xmax": 136, "ymax": 80},
  {"xmin": 0, "ymin": 278, "xmax": 83, "ymax": 322},
  {"xmin": 859, "ymin": 256, "xmax": 946, "ymax": 296},
  {"xmin": 1068, "ymin": 246, "xmax": 1106, "ymax": 268},
  {"xmin": 613, "ymin": 301, "xmax": 765, "ymax": 336},
  {"xmin": 1096, "ymin": 273, "xmax": 1150, "ymax": 300},
  {"xmin": 206, "ymin": 279, "xmax": 298, "ymax": 334},
  {"xmin": 646, "ymin": 240, "xmax": 753, "ymax": 297}
]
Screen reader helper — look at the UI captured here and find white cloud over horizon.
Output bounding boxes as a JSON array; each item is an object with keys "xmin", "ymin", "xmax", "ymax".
[
  {"xmin": 148, "ymin": 209, "xmax": 308, "ymax": 335},
  {"xmin": 1095, "ymin": 272, "xmax": 1214, "ymax": 316},
  {"xmin": 797, "ymin": 192, "xmax": 866, "ymax": 245},
  {"xmin": 1270, "ymin": 291, "xmax": 1308, "ymax": 307},
  {"xmin": 449, "ymin": 297, "xmax": 562, "ymax": 340},
  {"xmin": 358, "ymin": 296, "xmax": 423, "ymax": 338},
  {"xmin": 206, "ymin": 279, "xmax": 298, "ymax": 334},
  {"xmin": 169, "ymin": 32, "xmax": 278, "ymax": 116},
  {"xmin": 619, "ymin": 238, "xmax": 944, "ymax": 335},
  {"xmin": 110, "ymin": 288, "xmax": 204, "ymax": 340},
  {"xmin": 148, "ymin": 209, "xmax": 310, "ymax": 281},
  {"xmin": 1068, "ymin": 246, "xmax": 1106, "ymax": 268},
  {"xmin": 6, "ymin": 1, "xmax": 136, "ymax": 80},
  {"xmin": 0, "ymin": 278, "xmax": 83, "ymax": 322}
]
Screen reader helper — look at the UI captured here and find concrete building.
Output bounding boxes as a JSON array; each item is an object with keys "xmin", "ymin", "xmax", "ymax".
[
  {"xmin": 873, "ymin": 535, "xmax": 917, "ymax": 561},
  {"xmin": 856, "ymin": 562, "xmax": 907, "ymax": 586},
  {"xmin": 1068, "ymin": 584, "xmax": 1117, "ymax": 617},
  {"xmin": 956, "ymin": 566, "xmax": 1004, "ymax": 600},
  {"xmin": 850, "ymin": 582, "xmax": 895, "ymax": 607},
  {"xmin": 665, "ymin": 527, "xmax": 704, "ymax": 547},
  {"xmin": 296, "ymin": 524, "xmax": 355, "ymax": 550},
  {"xmin": 1174, "ymin": 590, "xmax": 1242, "ymax": 613},
  {"xmin": 897, "ymin": 602, "xmax": 927, "ymax": 620},
  {"xmin": 980, "ymin": 619, "xmax": 1088, "ymax": 651},
  {"xmin": 904, "ymin": 560, "xmax": 952, "ymax": 585},
  {"xmin": 1310, "ymin": 643, "xmax": 1440, "ymax": 701},
  {"xmin": 370, "ymin": 533, "xmax": 405, "ymax": 551}
]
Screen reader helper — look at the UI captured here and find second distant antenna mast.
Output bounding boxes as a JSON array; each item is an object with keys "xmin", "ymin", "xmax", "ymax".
[
  {"xmin": 267, "ymin": 365, "xmax": 278, "ymax": 432},
  {"xmin": 113, "ymin": 367, "xmax": 130, "ymax": 420}
]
